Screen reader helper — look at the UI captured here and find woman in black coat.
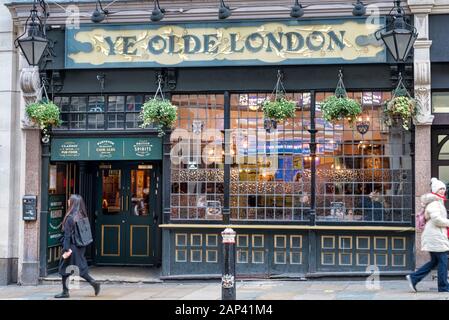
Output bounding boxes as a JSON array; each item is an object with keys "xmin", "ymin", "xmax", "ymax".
[{"xmin": 55, "ymin": 194, "xmax": 100, "ymax": 298}]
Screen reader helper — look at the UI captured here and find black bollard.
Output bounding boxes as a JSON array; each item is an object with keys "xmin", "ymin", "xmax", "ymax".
[{"xmin": 221, "ymin": 227, "xmax": 236, "ymax": 300}]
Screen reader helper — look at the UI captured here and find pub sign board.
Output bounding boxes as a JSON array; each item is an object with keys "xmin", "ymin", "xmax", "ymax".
[
  {"xmin": 65, "ymin": 18, "xmax": 386, "ymax": 69},
  {"xmin": 51, "ymin": 137, "xmax": 162, "ymax": 161}
]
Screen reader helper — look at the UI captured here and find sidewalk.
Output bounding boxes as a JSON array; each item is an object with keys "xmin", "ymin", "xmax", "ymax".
[{"xmin": 1, "ymin": 279, "xmax": 449, "ymax": 300}]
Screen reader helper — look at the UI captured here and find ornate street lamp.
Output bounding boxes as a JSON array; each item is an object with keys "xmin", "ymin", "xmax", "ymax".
[
  {"xmin": 14, "ymin": 0, "xmax": 48, "ymax": 67},
  {"xmin": 375, "ymin": 0, "xmax": 418, "ymax": 62}
]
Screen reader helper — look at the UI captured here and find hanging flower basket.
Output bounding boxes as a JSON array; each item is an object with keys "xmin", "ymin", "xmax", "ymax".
[
  {"xmin": 383, "ymin": 96, "xmax": 417, "ymax": 130},
  {"xmin": 140, "ymin": 98, "xmax": 177, "ymax": 137},
  {"xmin": 321, "ymin": 96, "xmax": 362, "ymax": 125},
  {"xmin": 25, "ymin": 100, "xmax": 62, "ymax": 129},
  {"xmin": 383, "ymin": 74, "xmax": 418, "ymax": 131},
  {"xmin": 262, "ymin": 70, "xmax": 297, "ymax": 132},
  {"xmin": 140, "ymin": 74, "xmax": 178, "ymax": 137},
  {"xmin": 262, "ymin": 97, "xmax": 296, "ymax": 122},
  {"xmin": 321, "ymin": 70, "xmax": 362, "ymax": 125},
  {"xmin": 25, "ymin": 100, "xmax": 62, "ymax": 143}
]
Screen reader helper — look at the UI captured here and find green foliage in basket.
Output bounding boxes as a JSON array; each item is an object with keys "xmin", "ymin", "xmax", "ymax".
[
  {"xmin": 140, "ymin": 98, "xmax": 178, "ymax": 136},
  {"xmin": 321, "ymin": 96, "xmax": 362, "ymax": 124},
  {"xmin": 25, "ymin": 101, "xmax": 62, "ymax": 129},
  {"xmin": 262, "ymin": 97, "xmax": 296, "ymax": 121},
  {"xmin": 383, "ymin": 96, "xmax": 417, "ymax": 130}
]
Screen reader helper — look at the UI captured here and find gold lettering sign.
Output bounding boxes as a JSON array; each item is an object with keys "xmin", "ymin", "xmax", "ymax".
[{"xmin": 66, "ymin": 19, "xmax": 385, "ymax": 68}]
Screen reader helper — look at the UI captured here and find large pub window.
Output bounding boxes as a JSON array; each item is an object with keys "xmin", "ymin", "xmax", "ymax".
[
  {"xmin": 229, "ymin": 92, "xmax": 311, "ymax": 221},
  {"xmin": 315, "ymin": 91, "xmax": 413, "ymax": 223},
  {"xmin": 54, "ymin": 92, "xmax": 413, "ymax": 224},
  {"xmin": 170, "ymin": 94, "xmax": 225, "ymax": 220},
  {"xmin": 168, "ymin": 91, "xmax": 412, "ymax": 223}
]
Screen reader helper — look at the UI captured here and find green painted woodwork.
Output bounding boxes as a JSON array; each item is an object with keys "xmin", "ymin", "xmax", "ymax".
[
  {"xmin": 51, "ymin": 137, "xmax": 162, "ymax": 161},
  {"xmin": 95, "ymin": 162, "xmax": 160, "ymax": 265}
]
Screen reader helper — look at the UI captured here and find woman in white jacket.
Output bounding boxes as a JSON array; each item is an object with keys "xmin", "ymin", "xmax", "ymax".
[{"xmin": 406, "ymin": 178, "xmax": 449, "ymax": 293}]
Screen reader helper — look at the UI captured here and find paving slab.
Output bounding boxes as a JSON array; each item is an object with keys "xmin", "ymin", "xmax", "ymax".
[{"xmin": 2, "ymin": 279, "xmax": 449, "ymax": 300}]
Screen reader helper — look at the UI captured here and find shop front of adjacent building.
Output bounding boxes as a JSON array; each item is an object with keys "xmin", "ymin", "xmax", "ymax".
[{"xmin": 4, "ymin": 0, "xmax": 446, "ymax": 284}]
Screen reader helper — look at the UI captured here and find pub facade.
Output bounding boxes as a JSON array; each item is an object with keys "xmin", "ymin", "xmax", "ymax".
[{"xmin": 1, "ymin": 0, "xmax": 444, "ymax": 284}]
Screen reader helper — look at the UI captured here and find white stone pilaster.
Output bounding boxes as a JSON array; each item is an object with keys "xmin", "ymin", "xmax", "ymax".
[{"xmin": 408, "ymin": 0, "xmax": 435, "ymax": 269}]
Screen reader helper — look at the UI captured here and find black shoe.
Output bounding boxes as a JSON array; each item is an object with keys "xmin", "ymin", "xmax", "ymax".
[
  {"xmin": 54, "ymin": 291, "xmax": 70, "ymax": 299},
  {"xmin": 92, "ymin": 282, "xmax": 101, "ymax": 296}
]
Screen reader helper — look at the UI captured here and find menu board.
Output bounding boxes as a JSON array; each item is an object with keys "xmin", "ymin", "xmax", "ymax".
[{"xmin": 48, "ymin": 194, "xmax": 65, "ymax": 247}]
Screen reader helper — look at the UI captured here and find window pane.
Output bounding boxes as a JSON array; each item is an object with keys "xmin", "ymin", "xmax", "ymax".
[
  {"xmin": 88, "ymin": 114, "xmax": 104, "ymax": 130},
  {"xmin": 438, "ymin": 136, "xmax": 449, "ymax": 160},
  {"xmin": 433, "ymin": 92, "xmax": 449, "ymax": 113},
  {"xmin": 59, "ymin": 113, "xmax": 69, "ymax": 129},
  {"xmin": 126, "ymin": 95, "xmax": 144, "ymax": 112},
  {"xmin": 107, "ymin": 113, "xmax": 124, "ymax": 130},
  {"xmin": 102, "ymin": 169, "xmax": 121, "ymax": 215},
  {"xmin": 70, "ymin": 96, "xmax": 87, "ymax": 112},
  {"xmin": 69, "ymin": 113, "xmax": 86, "ymax": 129},
  {"xmin": 88, "ymin": 96, "xmax": 105, "ymax": 113},
  {"xmin": 108, "ymin": 96, "xmax": 125, "ymax": 112},
  {"xmin": 126, "ymin": 113, "xmax": 142, "ymax": 129},
  {"xmin": 57, "ymin": 96, "xmax": 70, "ymax": 112},
  {"xmin": 438, "ymin": 166, "xmax": 449, "ymax": 186},
  {"xmin": 130, "ymin": 169, "xmax": 151, "ymax": 216}
]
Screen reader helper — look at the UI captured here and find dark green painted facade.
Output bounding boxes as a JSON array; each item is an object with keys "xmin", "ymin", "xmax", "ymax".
[{"xmin": 40, "ymin": 17, "xmax": 415, "ymax": 278}]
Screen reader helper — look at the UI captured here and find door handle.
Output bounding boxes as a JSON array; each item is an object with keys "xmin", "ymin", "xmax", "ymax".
[{"xmin": 126, "ymin": 197, "xmax": 129, "ymax": 211}]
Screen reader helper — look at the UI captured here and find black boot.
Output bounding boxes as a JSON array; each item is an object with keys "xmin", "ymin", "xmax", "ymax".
[
  {"xmin": 83, "ymin": 274, "xmax": 101, "ymax": 296},
  {"xmin": 54, "ymin": 290, "xmax": 70, "ymax": 299},
  {"xmin": 55, "ymin": 276, "xmax": 70, "ymax": 298},
  {"xmin": 92, "ymin": 281, "xmax": 101, "ymax": 296}
]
